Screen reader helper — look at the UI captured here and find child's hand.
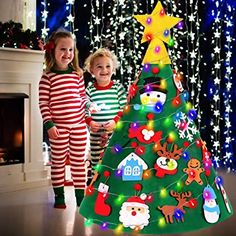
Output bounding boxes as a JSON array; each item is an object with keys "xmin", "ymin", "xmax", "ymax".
[
  {"xmin": 89, "ymin": 103, "xmax": 101, "ymax": 113},
  {"xmin": 47, "ymin": 126, "xmax": 60, "ymax": 139},
  {"xmin": 103, "ymin": 120, "xmax": 116, "ymax": 132},
  {"xmin": 90, "ymin": 121, "xmax": 102, "ymax": 132}
]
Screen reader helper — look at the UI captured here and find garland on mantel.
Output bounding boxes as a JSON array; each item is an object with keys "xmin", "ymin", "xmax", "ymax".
[{"xmin": 0, "ymin": 20, "xmax": 43, "ymax": 51}]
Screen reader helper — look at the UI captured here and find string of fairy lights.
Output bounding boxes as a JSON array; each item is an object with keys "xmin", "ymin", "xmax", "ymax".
[
  {"xmin": 222, "ymin": 3, "xmax": 234, "ymax": 171},
  {"xmin": 38, "ymin": 0, "xmax": 235, "ymax": 172},
  {"xmin": 210, "ymin": 0, "xmax": 223, "ymax": 167},
  {"xmin": 209, "ymin": 0, "xmax": 234, "ymax": 170},
  {"xmin": 40, "ymin": 0, "xmax": 49, "ymax": 42}
]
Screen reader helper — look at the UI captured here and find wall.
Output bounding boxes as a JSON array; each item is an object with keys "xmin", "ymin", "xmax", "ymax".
[{"xmin": 0, "ymin": 0, "xmax": 36, "ymax": 30}]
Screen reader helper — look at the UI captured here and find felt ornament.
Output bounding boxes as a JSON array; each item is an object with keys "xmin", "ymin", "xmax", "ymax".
[
  {"xmin": 183, "ymin": 158, "xmax": 204, "ymax": 185},
  {"xmin": 157, "ymin": 190, "xmax": 192, "ymax": 224},
  {"xmin": 203, "ymin": 185, "xmax": 220, "ymax": 223},
  {"xmin": 94, "ymin": 183, "xmax": 111, "ymax": 216}
]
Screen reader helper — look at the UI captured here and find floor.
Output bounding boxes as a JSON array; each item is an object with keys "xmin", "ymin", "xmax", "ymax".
[{"xmin": 0, "ymin": 171, "xmax": 235, "ymax": 236}]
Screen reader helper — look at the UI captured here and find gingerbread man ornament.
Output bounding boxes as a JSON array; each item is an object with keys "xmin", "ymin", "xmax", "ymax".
[{"xmin": 183, "ymin": 158, "xmax": 204, "ymax": 185}]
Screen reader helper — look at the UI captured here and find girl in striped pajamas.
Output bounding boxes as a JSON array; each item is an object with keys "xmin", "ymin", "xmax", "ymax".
[
  {"xmin": 84, "ymin": 48, "xmax": 127, "ymax": 184},
  {"xmin": 39, "ymin": 29, "xmax": 96, "ymax": 209}
]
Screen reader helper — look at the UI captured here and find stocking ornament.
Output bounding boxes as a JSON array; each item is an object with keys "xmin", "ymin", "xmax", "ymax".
[{"xmin": 94, "ymin": 183, "xmax": 111, "ymax": 216}]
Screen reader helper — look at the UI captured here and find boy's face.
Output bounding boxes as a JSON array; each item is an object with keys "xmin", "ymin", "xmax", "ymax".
[
  {"xmin": 90, "ymin": 56, "xmax": 114, "ymax": 86},
  {"xmin": 54, "ymin": 37, "xmax": 74, "ymax": 70}
]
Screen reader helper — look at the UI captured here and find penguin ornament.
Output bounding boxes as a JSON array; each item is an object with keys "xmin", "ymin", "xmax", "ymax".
[{"xmin": 203, "ymin": 185, "xmax": 220, "ymax": 223}]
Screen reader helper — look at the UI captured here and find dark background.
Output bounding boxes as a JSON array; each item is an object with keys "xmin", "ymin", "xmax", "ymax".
[{"xmin": 36, "ymin": 0, "xmax": 236, "ymax": 171}]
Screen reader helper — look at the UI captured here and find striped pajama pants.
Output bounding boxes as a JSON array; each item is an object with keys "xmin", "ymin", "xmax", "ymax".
[
  {"xmin": 89, "ymin": 129, "xmax": 113, "ymax": 176},
  {"xmin": 49, "ymin": 122, "xmax": 87, "ymax": 190}
]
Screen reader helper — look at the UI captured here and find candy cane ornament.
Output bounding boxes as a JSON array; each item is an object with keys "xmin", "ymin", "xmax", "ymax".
[{"xmin": 215, "ymin": 177, "xmax": 231, "ymax": 213}]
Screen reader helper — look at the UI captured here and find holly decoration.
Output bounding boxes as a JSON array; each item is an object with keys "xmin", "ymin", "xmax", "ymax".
[{"xmin": 0, "ymin": 20, "xmax": 43, "ymax": 50}]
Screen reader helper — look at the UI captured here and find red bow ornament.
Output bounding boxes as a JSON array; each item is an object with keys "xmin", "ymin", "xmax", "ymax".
[{"xmin": 43, "ymin": 41, "xmax": 55, "ymax": 52}]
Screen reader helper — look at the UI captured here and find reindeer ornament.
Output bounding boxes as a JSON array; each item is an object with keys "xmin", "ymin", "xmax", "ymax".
[
  {"xmin": 158, "ymin": 190, "xmax": 193, "ymax": 224},
  {"xmin": 154, "ymin": 142, "xmax": 183, "ymax": 177}
]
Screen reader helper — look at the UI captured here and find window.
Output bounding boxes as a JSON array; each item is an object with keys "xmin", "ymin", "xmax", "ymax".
[
  {"xmin": 133, "ymin": 166, "xmax": 140, "ymax": 176},
  {"xmin": 124, "ymin": 166, "xmax": 132, "ymax": 176}
]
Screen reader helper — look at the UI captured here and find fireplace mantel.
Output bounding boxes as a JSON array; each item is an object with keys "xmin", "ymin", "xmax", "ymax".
[{"xmin": 0, "ymin": 47, "xmax": 49, "ymax": 192}]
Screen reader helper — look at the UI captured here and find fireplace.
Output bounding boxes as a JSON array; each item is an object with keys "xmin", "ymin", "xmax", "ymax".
[
  {"xmin": 0, "ymin": 48, "xmax": 49, "ymax": 192},
  {"xmin": 0, "ymin": 93, "xmax": 28, "ymax": 165}
]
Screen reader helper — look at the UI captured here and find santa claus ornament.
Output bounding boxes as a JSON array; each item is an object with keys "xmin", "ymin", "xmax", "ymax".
[{"xmin": 119, "ymin": 193, "xmax": 150, "ymax": 230}]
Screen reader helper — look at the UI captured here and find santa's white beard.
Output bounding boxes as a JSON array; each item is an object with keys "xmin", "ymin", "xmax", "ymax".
[{"xmin": 119, "ymin": 206, "xmax": 150, "ymax": 229}]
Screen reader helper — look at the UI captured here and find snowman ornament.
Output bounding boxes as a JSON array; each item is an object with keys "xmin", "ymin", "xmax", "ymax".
[{"xmin": 203, "ymin": 185, "xmax": 220, "ymax": 223}]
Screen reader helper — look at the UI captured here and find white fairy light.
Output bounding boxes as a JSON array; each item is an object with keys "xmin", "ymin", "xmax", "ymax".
[
  {"xmin": 64, "ymin": 0, "xmax": 76, "ymax": 34},
  {"xmin": 221, "ymin": 3, "xmax": 235, "ymax": 172},
  {"xmin": 210, "ymin": 0, "xmax": 223, "ymax": 168},
  {"xmin": 40, "ymin": 0, "xmax": 49, "ymax": 41}
]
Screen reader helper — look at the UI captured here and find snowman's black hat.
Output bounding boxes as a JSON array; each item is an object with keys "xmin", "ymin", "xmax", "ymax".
[{"xmin": 140, "ymin": 76, "xmax": 167, "ymax": 94}]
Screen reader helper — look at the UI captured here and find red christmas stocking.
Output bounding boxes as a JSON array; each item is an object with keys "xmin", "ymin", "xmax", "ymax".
[{"xmin": 94, "ymin": 183, "xmax": 111, "ymax": 216}]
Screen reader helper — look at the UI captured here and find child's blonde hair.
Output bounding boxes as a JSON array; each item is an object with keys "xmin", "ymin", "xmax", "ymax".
[
  {"xmin": 44, "ymin": 28, "xmax": 82, "ymax": 75},
  {"xmin": 84, "ymin": 48, "xmax": 119, "ymax": 75}
]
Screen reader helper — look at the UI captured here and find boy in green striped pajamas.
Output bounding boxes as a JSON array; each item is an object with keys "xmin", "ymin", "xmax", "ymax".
[{"xmin": 84, "ymin": 48, "xmax": 127, "ymax": 184}]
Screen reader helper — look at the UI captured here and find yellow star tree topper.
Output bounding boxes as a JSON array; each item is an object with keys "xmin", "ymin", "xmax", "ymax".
[{"xmin": 134, "ymin": 1, "xmax": 182, "ymax": 64}]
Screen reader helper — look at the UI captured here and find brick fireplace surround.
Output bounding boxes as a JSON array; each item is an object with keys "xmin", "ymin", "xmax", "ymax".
[{"xmin": 0, "ymin": 47, "xmax": 49, "ymax": 193}]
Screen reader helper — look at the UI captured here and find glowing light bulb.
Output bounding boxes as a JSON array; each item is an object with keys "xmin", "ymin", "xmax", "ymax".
[
  {"xmin": 190, "ymin": 170, "xmax": 196, "ymax": 178},
  {"xmin": 168, "ymin": 38, "xmax": 175, "ymax": 47},
  {"xmin": 115, "ymin": 224, "xmax": 123, "ymax": 234},
  {"xmin": 158, "ymin": 217, "xmax": 166, "ymax": 227},
  {"xmin": 163, "ymin": 29, "xmax": 169, "ymax": 37},
  {"xmin": 160, "ymin": 188, "xmax": 168, "ymax": 198},
  {"xmin": 115, "ymin": 195, "xmax": 125, "ymax": 205},
  {"xmin": 155, "ymin": 46, "xmax": 161, "ymax": 53},
  {"xmin": 182, "ymin": 151, "xmax": 189, "ymax": 161},
  {"xmin": 145, "ymin": 33, "xmax": 153, "ymax": 41},
  {"xmin": 144, "ymin": 63, "xmax": 151, "ymax": 72},
  {"xmin": 115, "ymin": 169, "xmax": 123, "ymax": 177},
  {"xmin": 146, "ymin": 17, "xmax": 152, "ymax": 25},
  {"xmin": 160, "ymin": 9, "xmax": 165, "ymax": 16},
  {"xmin": 176, "ymin": 181, "xmax": 183, "ymax": 191},
  {"xmin": 100, "ymin": 222, "xmax": 108, "ymax": 231},
  {"xmin": 84, "ymin": 218, "xmax": 93, "ymax": 227},
  {"xmin": 154, "ymin": 101, "xmax": 163, "ymax": 113},
  {"xmin": 164, "ymin": 117, "xmax": 171, "ymax": 127},
  {"xmin": 115, "ymin": 121, "xmax": 122, "ymax": 130}
]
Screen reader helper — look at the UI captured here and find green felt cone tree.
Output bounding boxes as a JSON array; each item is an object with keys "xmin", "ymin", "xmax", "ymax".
[{"xmin": 79, "ymin": 1, "xmax": 233, "ymax": 234}]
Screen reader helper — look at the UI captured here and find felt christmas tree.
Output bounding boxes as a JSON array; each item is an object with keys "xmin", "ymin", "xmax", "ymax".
[{"xmin": 79, "ymin": 1, "xmax": 233, "ymax": 234}]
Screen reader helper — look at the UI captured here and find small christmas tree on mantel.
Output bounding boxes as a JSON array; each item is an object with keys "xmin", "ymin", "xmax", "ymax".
[{"xmin": 79, "ymin": 1, "xmax": 233, "ymax": 234}]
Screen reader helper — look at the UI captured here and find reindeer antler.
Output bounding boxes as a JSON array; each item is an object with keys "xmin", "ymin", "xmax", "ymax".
[
  {"xmin": 170, "ymin": 190, "xmax": 181, "ymax": 198},
  {"xmin": 170, "ymin": 190, "xmax": 192, "ymax": 199},
  {"xmin": 169, "ymin": 144, "xmax": 183, "ymax": 160},
  {"xmin": 156, "ymin": 142, "xmax": 182, "ymax": 160},
  {"xmin": 180, "ymin": 191, "xmax": 192, "ymax": 198},
  {"xmin": 156, "ymin": 142, "xmax": 170, "ymax": 157}
]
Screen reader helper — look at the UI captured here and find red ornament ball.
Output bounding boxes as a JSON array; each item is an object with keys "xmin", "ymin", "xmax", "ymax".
[
  {"xmin": 103, "ymin": 170, "xmax": 110, "ymax": 178},
  {"xmin": 131, "ymin": 141, "xmax": 138, "ymax": 148},
  {"xmin": 147, "ymin": 113, "xmax": 155, "ymax": 120},
  {"xmin": 183, "ymin": 141, "xmax": 190, "ymax": 147},
  {"xmin": 134, "ymin": 183, "xmax": 142, "ymax": 191},
  {"xmin": 152, "ymin": 67, "xmax": 160, "ymax": 74}
]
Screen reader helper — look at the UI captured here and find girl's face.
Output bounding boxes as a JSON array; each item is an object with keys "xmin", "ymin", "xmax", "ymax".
[
  {"xmin": 54, "ymin": 37, "xmax": 74, "ymax": 70},
  {"xmin": 90, "ymin": 56, "xmax": 114, "ymax": 86}
]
